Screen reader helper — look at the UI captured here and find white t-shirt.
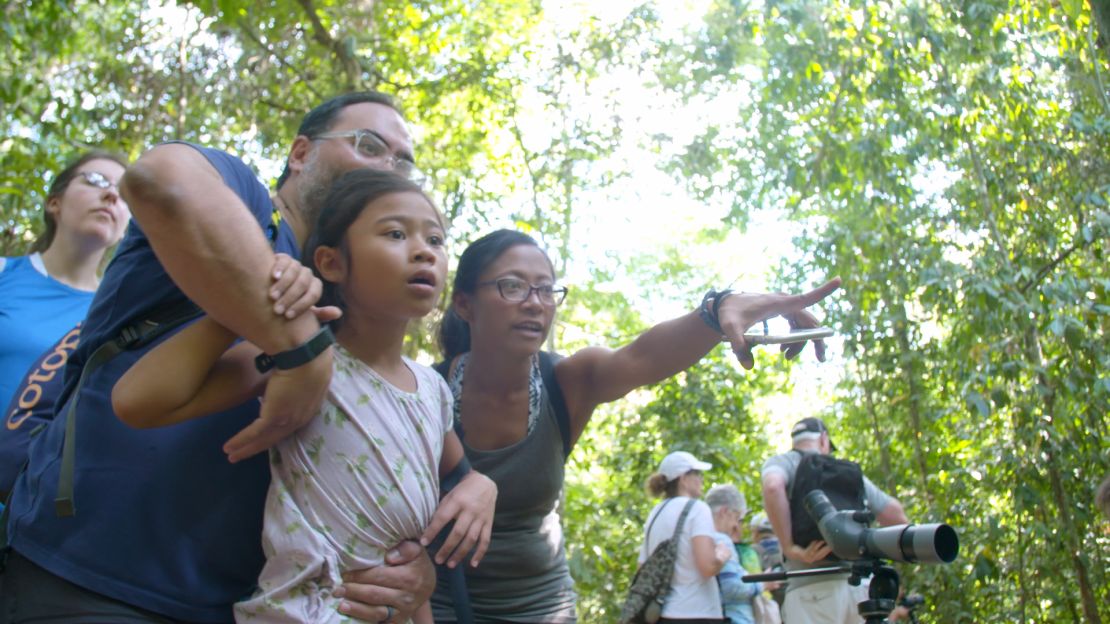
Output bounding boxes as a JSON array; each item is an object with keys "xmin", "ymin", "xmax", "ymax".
[{"xmin": 638, "ymin": 496, "xmax": 722, "ymax": 619}]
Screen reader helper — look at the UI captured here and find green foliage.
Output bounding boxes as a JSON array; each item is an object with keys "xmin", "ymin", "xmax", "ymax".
[
  {"xmin": 565, "ymin": 347, "xmax": 788, "ymax": 621},
  {"xmin": 0, "ymin": 0, "xmax": 547, "ymax": 255},
  {"xmin": 5, "ymin": 1, "xmax": 1108, "ymax": 622},
  {"xmin": 659, "ymin": 0, "xmax": 1110, "ymax": 621}
]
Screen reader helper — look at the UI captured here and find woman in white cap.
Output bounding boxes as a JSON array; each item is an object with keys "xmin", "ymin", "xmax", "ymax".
[{"xmin": 638, "ymin": 451, "xmax": 732, "ymax": 623}]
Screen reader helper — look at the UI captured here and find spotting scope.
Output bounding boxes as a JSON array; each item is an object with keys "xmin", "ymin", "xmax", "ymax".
[{"xmin": 804, "ymin": 490, "xmax": 959, "ymax": 564}]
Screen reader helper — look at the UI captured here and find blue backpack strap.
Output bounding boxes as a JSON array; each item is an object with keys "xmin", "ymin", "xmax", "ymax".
[{"xmin": 537, "ymin": 351, "xmax": 572, "ymax": 459}]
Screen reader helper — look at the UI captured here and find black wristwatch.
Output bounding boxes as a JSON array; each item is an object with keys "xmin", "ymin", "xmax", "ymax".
[{"xmin": 255, "ymin": 326, "xmax": 336, "ymax": 373}]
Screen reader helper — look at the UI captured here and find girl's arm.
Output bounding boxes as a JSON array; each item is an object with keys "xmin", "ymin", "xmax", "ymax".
[
  {"xmin": 412, "ymin": 601, "xmax": 433, "ymax": 624},
  {"xmin": 556, "ymin": 280, "xmax": 842, "ymax": 444},
  {"xmin": 420, "ymin": 431, "xmax": 497, "ymax": 569},
  {"xmin": 112, "ymin": 317, "xmax": 267, "ymax": 429},
  {"xmin": 112, "ymin": 253, "xmax": 331, "ymax": 430}
]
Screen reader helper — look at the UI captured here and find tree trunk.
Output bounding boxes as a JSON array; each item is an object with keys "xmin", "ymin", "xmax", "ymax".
[
  {"xmin": 1016, "ymin": 505, "xmax": 1028, "ymax": 622},
  {"xmin": 894, "ymin": 305, "xmax": 933, "ymax": 508},
  {"xmin": 1025, "ymin": 326, "xmax": 1102, "ymax": 624},
  {"xmin": 1089, "ymin": 0, "xmax": 1110, "ymax": 63},
  {"xmin": 859, "ymin": 350, "xmax": 893, "ymax": 490}
]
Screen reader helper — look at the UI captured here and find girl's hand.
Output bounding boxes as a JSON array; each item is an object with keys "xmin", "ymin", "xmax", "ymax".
[
  {"xmin": 223, "ymin": 347, "xmax": 333, "ymax": 462},
  {"xmin": 421, "ymin": 471, "xmax": 497, "ymax": 568},
  {"xmin": 269, "ymin": 253, "xmax": 324, "ymax": 319}
]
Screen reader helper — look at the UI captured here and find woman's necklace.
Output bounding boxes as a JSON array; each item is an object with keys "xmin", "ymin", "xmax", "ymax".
[{"xmin": 449, "ymin": 353, "xmax": 543, "ymax": 437}]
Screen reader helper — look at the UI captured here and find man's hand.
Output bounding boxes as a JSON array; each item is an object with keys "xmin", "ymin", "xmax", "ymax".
[
  {"xmin": 222, "ymin": 349, "xmax": 333, "ymax": 462},
  {"xmin": 335, "ymin": 541, "xmax": 436, "ymax": 623},
  {"xmin": 421, "ymin": 471, "xmax": 497, "ymax": 568},
  {"xmin": 787, "ymin": 540, "xmax": 833, "ymax": 564},
  {"xmin": 717, "ymin": 278, "xmax": 841, "ymax": 370}
]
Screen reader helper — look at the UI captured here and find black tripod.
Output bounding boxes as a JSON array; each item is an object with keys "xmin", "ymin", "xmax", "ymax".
[{"xmin": 742, "ymin": 558, "xmax": 901, "ymax": 624}]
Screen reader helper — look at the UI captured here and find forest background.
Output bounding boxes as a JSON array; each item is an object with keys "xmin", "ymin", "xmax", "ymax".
[{"xmin": 2, "ymin": 0, "xmax": 1107, "ymax": 622}]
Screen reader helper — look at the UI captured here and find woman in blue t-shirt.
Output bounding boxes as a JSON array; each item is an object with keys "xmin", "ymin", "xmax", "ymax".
[{"xmin": 0, "ymin": 150, "xmax": 130, "ymax": 413}]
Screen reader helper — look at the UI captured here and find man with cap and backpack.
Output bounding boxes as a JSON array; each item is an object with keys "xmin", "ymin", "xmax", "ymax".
[{"xmin": 760, "ymin": 417, "xmax": 908, "ymax": 624}]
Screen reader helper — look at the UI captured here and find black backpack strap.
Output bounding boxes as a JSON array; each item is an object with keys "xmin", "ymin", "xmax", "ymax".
[
  {"xmin": 444, "ymin": 565, "xmax": 474, "ymax": 624},
  {"xmin": 431, "ymin": 521, "xmax": 475, "ymax": 624},
  {"xmin": 672, "ymin": 498, "xmax": 698, "ymax": 540},
  {"xmin": 432, "ymin": 359, "xmax": 451, "ymax": 379},
  {"xmin": 644, "ymin": 497, "xmax": 676, "ymax": 545},
  {"xmin": 537, "ymin": 351, "xmax": 572, "ymax": 459},
  {"xmin": 54, "ymin": 300, "xmax": 202, "ymax": 517},
  {"xmin": 432, "ymin": 359, "xmax": 466, "ymax": 447},
  {"xmin": 786, "ymin": 448, "xmax": 799, "ymax": 496},
  {"xmin": 430, "ymin": 358, "xmax": 475, "ymax": 624}
]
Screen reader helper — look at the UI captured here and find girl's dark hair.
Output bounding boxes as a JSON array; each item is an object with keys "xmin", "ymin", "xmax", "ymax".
[
  {"xmin": 32, "ymin": 150, "xmax": 128, "ymax": 253},
  {"xmin": 437, "ymin": 229, "xmax": 554, "ymax": 361},
  {"xmin": 646, "ymin": 473, "xmax": 680, "ymax": 498},
  {"xmin": 302, "ymin": 169, "xmax": 436, "ymax": 319}
]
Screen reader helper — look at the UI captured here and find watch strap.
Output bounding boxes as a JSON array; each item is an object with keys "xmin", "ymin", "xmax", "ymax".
[{"xmin": 255, "ymin": 325, "xmax": 336, "ymax": 373}]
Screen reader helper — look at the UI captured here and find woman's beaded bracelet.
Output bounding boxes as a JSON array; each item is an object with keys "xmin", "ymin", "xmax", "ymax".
[{"xmin": 698, "ymin": 288, "xmax": 734, "ymax": 334}]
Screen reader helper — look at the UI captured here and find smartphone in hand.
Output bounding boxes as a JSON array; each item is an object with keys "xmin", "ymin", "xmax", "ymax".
[{"xmin": 741, "ymin": 327, "xmax": 835, "ymax": 345}]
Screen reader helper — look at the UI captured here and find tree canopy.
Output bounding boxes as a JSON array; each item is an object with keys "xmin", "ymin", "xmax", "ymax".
[{"xmin": 2, "ymin": 1, "xmax": 1106, "ymax": 621}]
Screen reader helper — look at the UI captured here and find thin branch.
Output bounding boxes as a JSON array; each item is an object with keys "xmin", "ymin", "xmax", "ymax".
[
  {"xmin": 176, "ymin": 5, "xmax": 194, "ymax": 137},
  {"xmin": 1086, "ymin": 16, "xmax": 1110, "ymax": 116},
  {"xmin": 509, "ymin": 108, "xmax": 545, "ymax": 220},
  {"xmin": 236, "ymin": 17, "xmax": 322, "ymax": 100},
  {"xmin": 295, "ymin": 0, "xmax": 361, "ymax": 89},
  {"xmin": 257, "ymin": 97, "xmax": 302, "ymax": 115},
  {"xmin": 1018, "ymin": 238, "xmax": 1088, "ymax": 295}
]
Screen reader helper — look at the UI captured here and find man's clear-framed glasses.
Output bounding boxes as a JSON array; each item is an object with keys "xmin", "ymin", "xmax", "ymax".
[
  {"xmin": 313, "ymin": 129, "xmax": 426, "ymax": 186},
  {"xmin": 77, "ymin": 171, "xmax": 117, "ymax": 190},
  {"xmin": 478, "ymin": 278, "xmax": 568, "ymax": 306}
]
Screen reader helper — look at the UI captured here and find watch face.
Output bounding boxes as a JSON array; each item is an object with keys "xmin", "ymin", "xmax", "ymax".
[{"xmin": 254, "ymin": 353, "xmax": 276, "ymax": 373}]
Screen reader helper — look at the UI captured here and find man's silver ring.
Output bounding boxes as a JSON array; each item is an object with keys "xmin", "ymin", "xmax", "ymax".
[{"xmin": 383, "ymin": 605, "xmax": 394, "ymax": 622}]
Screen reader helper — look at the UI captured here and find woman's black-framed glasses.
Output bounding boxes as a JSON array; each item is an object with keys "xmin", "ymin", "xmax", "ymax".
[{"xmin": 478, "ymin": 277, "xmax": 568, "ymax": 306}]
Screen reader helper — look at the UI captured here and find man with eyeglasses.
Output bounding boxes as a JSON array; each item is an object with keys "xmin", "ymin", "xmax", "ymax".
[{"xmin": 1, "ymin": 93, "xmax": 435, "ymax": 623}]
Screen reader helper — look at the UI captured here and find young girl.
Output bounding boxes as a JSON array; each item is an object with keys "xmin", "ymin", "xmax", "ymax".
[{"xmin": 112, "ymin": 169, "xmax": 495, "ymax": 623}]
